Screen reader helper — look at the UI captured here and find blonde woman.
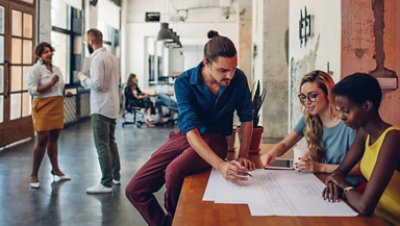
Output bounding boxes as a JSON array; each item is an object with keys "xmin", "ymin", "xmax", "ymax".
[{"xmin": 261, "ymin": 70, "xmax": 358, "ymax": 175}]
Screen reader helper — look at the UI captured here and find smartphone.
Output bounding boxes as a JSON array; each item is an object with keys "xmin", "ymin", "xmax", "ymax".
[{"xmin": 266, "ymin": 158, "xmax": 294, "ymax": 170}]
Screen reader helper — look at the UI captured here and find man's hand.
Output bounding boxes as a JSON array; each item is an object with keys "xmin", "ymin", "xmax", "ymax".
[
  {"xmin": 78, "ymin": 72, "xmax": 87, "ymax": 80},
  {"xmin": 217, "ymin": 159, "xmax": 253, "ymax": 185}
]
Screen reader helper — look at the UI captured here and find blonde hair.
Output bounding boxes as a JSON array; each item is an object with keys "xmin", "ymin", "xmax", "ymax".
[{"xmin": 299, "ymin": 70, "xmax": 337, "ymax": 162}]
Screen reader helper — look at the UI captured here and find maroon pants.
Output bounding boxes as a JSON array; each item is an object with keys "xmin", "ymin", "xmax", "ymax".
[{"xmin": 125, "ymin": 130, "xmax": 227, "ymax": 226}]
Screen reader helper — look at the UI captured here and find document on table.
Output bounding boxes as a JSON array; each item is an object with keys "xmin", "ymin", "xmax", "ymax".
[{"xmin": 203, "ymin": 169, "xmax": 358, "ymax": 216}]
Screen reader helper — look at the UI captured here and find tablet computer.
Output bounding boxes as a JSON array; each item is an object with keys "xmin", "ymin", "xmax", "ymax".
[{"xmin": 266, "ymin": 158, "xmax": 294, "ymax": 170}]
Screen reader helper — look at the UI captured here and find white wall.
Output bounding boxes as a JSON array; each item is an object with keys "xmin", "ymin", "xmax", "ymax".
[
  {"xmin": 169, "ymin": 48, "xmax": 184, "ymax": 76},
  {"xmin": 37, "ymin": 0, "xmax": 51, "ymax": 43},
  {"xmin": 252, "ymin": 0, "xmax": 263, "ymax": 86},
  {"xmin": 288, "ymin": 0, "xmax": 341, "ymax": 129},
  {"xmin": 98, "ymin": 0, "xmax": 120, "ymax": 29}
]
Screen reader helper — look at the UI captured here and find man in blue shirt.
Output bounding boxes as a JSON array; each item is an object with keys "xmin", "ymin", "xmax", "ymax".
[{"xmin": 125, "ymin": 30, "xmax": 255, "ymax": 226}]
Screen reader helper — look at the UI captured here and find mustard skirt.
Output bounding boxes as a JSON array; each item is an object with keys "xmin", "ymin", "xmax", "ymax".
[{"xmin": 32, "ymin": 96, "xmax": 64, "ymax": 132}]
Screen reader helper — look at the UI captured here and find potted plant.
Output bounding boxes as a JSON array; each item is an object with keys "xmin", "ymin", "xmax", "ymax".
[
  {"xmin": 237, "ymin": 80, "xmax": 267, "ymax": 154},
  {"xmin": 250, "ymin": 80, "xmax": 267, "ymax": 153}
]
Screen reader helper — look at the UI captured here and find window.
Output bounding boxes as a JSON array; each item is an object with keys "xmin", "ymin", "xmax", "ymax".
[{"xmin": 50, "ymin": 0, "xmax": 82, "ymax": 85}]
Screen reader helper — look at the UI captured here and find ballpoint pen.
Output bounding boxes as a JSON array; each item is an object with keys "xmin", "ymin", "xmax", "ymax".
[{"xmin": 241, "ymin": 172, "xmax": 253, "ymax": 177}]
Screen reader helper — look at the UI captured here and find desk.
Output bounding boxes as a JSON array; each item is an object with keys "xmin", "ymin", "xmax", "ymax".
[{"xmin": 173, "ymin": 144, "xmax": 387, "ymax": 226}]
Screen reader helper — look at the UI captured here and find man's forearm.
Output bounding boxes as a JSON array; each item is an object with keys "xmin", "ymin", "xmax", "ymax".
[{"xmin": 186, "ymin": 129, "xmax": 225, "ymax": 170}]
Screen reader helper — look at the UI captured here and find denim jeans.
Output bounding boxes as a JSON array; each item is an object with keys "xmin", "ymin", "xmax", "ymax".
[
  {"xmin": 91, "ymin": 114, "xmax": 121, "ymax": 187},
  {"xmin": 155, "ymin": 93, "xmax": 177, "ymax": 115}
]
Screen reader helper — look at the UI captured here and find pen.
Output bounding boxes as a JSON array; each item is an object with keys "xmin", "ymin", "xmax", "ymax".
[{"xmin": 242, "ymin": 172, "xmax": 253, "ymax": 177}]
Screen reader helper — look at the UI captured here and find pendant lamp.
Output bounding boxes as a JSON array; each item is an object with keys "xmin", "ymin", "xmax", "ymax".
[{"xmin": 157, "ymin": 22, "xmax": 174, "ymax": 41}]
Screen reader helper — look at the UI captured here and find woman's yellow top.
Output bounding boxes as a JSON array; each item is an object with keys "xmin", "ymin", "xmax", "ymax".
[{"xmin": 360, "ymin": 126, "xmax": 400, "ymax": 225}]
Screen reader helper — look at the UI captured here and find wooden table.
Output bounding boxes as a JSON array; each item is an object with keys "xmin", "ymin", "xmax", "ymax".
[{"xmin": 173, "ymin": 144, "xmax": 387, "ymax": 226}]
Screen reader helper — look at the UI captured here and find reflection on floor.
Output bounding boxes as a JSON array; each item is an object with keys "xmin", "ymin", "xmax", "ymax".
[{"xmin": 0, "ymin": 119, "xmax": 175, "ymax": 226}]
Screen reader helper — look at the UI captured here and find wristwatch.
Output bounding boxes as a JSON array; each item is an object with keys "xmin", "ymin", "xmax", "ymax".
[
  {"xmin": 343, "ymin": 186, "xmax": 354, "ymax": 192},
  {"xmin": 342, "ymin": 186, "xmax": 354, "ymax": 200}
]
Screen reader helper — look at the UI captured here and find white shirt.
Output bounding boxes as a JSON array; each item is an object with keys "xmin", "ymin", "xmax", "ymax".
[
  {"xmin": 28, "ymin": 61, "xmax": 65, "ymax": 98},
  {"xmin": 79, "ymin": 47, "xmax": 120, "ymax": 119}
]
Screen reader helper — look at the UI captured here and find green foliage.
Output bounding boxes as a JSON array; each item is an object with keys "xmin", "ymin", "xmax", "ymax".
[{"xmin": 251, "ymin": 80, "xmax": 266, "ymax": 127}]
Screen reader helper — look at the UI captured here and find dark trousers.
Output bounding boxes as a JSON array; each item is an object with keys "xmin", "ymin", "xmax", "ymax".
[
  {"xmin": 91, "ymin": 114, "xmax": 120, "ymax": 187},
  {"xmin": 125, "ymin": 130, "xmax": 227, "ymax": 226}
]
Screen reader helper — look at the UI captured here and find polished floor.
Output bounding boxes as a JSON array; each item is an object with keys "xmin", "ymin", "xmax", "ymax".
[{"xmin": 0, "ymin": 119, "xmax": 175, "ymax": 226}]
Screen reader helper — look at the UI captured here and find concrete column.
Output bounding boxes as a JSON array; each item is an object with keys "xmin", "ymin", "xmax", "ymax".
[
  {"xmin": 237, "ymin": 0, "xmax": 253, "ymax": 85},
  {"xmin": 262, "ymin": 0, "xmax": 289, "ymax": 139}
]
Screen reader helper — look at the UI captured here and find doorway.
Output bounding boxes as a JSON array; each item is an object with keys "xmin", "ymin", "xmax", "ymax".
[{"xmin": 0, "ymin": 0, "xmax": 35, "ymax": 147}]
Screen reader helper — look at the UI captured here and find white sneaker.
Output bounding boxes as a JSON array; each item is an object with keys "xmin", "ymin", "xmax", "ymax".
[
  {"xmin": 112, "ymin": 179, "xmax": 121, "ymax": 185},
  {"xmin": 86, "ymin": 183, "xmax": 112, "ymax": 194}
]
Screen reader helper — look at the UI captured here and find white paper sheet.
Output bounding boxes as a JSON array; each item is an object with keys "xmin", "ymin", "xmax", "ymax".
[{"xmin": 203, "ymin": 169, "xmax": 358, "ymax": 216}]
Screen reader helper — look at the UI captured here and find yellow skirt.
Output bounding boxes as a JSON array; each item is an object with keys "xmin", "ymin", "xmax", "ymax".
[{"xmin": 32, "ymin": 96, "xmax": 64, "ymax": 132}]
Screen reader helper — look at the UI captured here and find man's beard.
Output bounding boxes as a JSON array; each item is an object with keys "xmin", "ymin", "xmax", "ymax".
[{"xmin": 87, "ymin": 45, "xmax": 94, "ymax": 54}]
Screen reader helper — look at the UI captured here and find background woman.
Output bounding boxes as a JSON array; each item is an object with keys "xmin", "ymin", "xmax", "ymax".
[
  {"xmin": 261, "ymin": 70, "xmax": 358, "ymax": 176},
  {"xmin": 28, "ymin": 42, "xmax": 70, "ymax": 189},
  {"xmin": 124, "ymin": 73, "xmax": 155, "ymax": 126},
  {"xmin": 323, "ymin": 73, "xmax": 400, "ymax": 225}
]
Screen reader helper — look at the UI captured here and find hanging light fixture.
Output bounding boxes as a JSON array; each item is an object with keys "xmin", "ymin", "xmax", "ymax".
[
  {"xmin": 165, "ymin": 31, "xmax": 182, "ymax": 48},
  {"xmin": 165, "ymin": 31, "xmax": 177, "ymax": 46},
  {"xmin": 174, "ymin": 36, "xmax": 182, "ymax": 48},
  {"xmin": 157, "ymin": 22, "xmax": 174, "ymax": 41}
]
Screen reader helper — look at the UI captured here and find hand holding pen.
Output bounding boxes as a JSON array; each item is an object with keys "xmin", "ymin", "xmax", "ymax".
[{"xmin": 219, "ymin": 159, "xmax": 254, "ymax": 185}]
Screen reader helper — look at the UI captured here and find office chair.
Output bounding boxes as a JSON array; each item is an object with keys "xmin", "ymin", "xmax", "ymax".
[{"xmin": 121, "ymin": 85, "xmax": 145, "ymax": 128}]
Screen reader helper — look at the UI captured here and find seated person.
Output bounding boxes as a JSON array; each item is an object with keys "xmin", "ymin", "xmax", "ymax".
[
  {"xmin": 323, "ymin": 73, "xmax": 400, "ymax": 225},
  {"xmin": 124, "ymin": 73, "xmax": 155, "ymax": 126},
  {"xmin": 261, "ymin": 70, "xmax": 359, "ymax": 184},
  {"xmin": 155, "ymin": 92, "xmax": 177, "ymax": 125}
]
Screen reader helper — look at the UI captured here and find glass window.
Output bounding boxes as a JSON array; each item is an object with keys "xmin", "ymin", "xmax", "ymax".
[
  {"xmin": 51, "ymin": 31, "xmax": 69, "ymax": 83},
  {"xmin": 0, "ymin": 66, "xmax": 3, "ymax": 93},
  {"xmin": 12, "ymin": 10, "xmax": 22, "ymax": 36},
  {"xmin": 21, "ymin": 0, "xmax": 35, "ymax": 4},
  {"xmin": 22, "ymin": 92, "xmax": 31, "ymax": 117},
  {"xmin": 23, "ymin": 13, "xmax": 33, "ymax": 38},
  {"xmin": 22, "ymin": 66, "xmax": 30, "ymax": 90},
  {"xmin": 11, "ymin": 66, "xmax": 22, "ymax": 92},
  {"xmin": 0, "ymin": 36, "xmax": 3, "ymax": 64},
  {"xmin": 73, "ymin": 36, "xmax": 82, "ymax": 54},
  {"xmin": 51, "ymin": 0, "xmax": 69, "ymax": 29},
  {"xmin": 104, "ymin": 43, "xmax": 112, "ymax": 53},
  {"xmin": 51, "ymin": 2, "xmax": 82, "ymax": 85},
  {"xmin": 23, "ymin": 39, "xmax": 32, "ymax": 64},
  {"xmin": 11, "ymin": 38, "xmax": 22, "ymax": 64},
  {"xmin": 10, "ymin": 93, "xmax": 21, "ymax": 120},
  {"xmin": 0, "ymin": 6, "xmax": 4, "ymax": 34}
]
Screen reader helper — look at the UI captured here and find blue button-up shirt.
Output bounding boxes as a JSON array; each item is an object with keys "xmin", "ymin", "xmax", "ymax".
[{"xmin": 175, "ymin": 63, "xmax": 253, "ymax": 135}]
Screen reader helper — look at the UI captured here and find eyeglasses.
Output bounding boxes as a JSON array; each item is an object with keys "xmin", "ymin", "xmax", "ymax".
[{"xmin": 298, "ymin": 93, "xmax": 320, "ymax": 103}]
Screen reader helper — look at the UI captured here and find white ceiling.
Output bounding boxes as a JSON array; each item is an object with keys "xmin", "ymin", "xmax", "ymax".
[{"xmin": 170, "ymin": 0, "xmax": 233, "ymax": 10}]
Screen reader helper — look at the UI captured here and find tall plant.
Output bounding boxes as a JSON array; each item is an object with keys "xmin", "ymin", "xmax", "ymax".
[{"xmin": 251, "ymin": 80, "xmax": 267, "ymax": 127}]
